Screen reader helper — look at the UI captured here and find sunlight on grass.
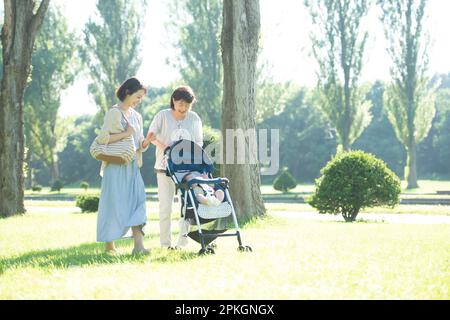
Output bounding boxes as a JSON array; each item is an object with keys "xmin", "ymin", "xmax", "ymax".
[{"xmin": 1, "ymin": 206, "xmax": 449, "ymax": 299}]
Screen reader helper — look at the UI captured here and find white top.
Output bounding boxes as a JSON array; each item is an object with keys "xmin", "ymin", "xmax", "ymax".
[
  {"xmin": 126, "ymin": 109, "xmax": 142, "ymax": 150},
  {"xmin": 148, "ymin": 108, "xmax": 203, "ymax": 170}
]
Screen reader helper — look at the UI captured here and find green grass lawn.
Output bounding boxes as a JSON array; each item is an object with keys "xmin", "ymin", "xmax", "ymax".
[{"xmin": 1, "ymin": 204, "xmax": 449, "ymax": 299}]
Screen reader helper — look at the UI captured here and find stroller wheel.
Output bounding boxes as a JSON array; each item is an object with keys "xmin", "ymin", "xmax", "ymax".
[
  {"xmin": 198, "ymin": 247, "xmax": 215, "ymax": 256},
  {"xmin": 207, "ymin": 242, "xmax": 217, "ymax": 249},
  {"xmin": 238, "ymin": 245, "xmax": 252, "ymax": 252}
]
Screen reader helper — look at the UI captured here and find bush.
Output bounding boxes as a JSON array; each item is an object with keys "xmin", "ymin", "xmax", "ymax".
[
  {"xmin": 76, "ymin": 194, "xmax": 100, "ymax": 213},
  {"xmin": 80, "ymin": 181, "xmax": 89, "ymax": 191},
  {"xmin": 273, "ymin": 167, "xmax": 297, "ymax": 193},
  {"xmin": 50, "ymin": 180, "xmax": 64, "ymax": 192},
  {"xmin": 308, "ymin": 150, "xmax": 401, "ymax": 222},
  {"xmin": 31, "ymin": 184, "xmax": 42, "ymax": 192}
]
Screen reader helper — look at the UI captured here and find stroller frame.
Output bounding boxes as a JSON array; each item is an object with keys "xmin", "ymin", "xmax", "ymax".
[{"xmin": 165, "ymin": 139, "xmax": 252, "ymax": 255}]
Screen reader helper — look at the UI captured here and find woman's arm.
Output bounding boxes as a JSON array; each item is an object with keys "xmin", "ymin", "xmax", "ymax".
[
  {"xmin": 144, "ymin": 131, "xmax": 168, "ymax": 150},
  {"xmin": 137, "ymin": 112, "xmax": 150, "ymax": 152},
  {"xmin": 145, "ymin": 112, "xmax": 168, "ymax": 150},
  {"xmin": 97, "ymin": 108, "xmax": 133, "ymax": 144},
  {"xmin": 108, "ymin": 127, "xmax": 133, "ymax": 143}
]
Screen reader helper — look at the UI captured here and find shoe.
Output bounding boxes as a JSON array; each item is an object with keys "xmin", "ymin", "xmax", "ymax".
[{"xmin": 132, "ymin": 248, "xmax": 150, "ymax": 255}]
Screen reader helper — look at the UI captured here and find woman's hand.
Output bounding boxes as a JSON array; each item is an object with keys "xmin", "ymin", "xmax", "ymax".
[
  {"xmin": 146, "ymin": 131, "xmax": 156, "ymax": 141},
  {"xmin": 141, "ymin": 131, "xmax": 154, "ymax": 149},
  {"xmin": 146, "ymin": 132, "xmax": 168, "ymax": 150}
]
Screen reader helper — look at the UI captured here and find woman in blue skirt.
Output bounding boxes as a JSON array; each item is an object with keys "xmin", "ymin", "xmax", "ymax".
[{"xmin": 95, "ymin": 77, "xmax": 151, "ymax": 255}]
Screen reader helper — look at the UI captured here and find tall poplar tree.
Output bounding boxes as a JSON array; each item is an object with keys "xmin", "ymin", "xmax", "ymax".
[
  {"xmin": 81, "ymin": 0, "xmax": 147, "ymax": 116},
  {"xmin": 378, "ymin": 0, "xmax": 435, "ymax": 189},
  {"xmin": 305, "ymin": 0, "xmax": 372, "ymax": 152}
]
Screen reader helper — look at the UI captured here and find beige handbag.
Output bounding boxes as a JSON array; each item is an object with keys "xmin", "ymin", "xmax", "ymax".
[{"xmin": 90, "ymin": 109, "xmax": 135, "ymax": 164}]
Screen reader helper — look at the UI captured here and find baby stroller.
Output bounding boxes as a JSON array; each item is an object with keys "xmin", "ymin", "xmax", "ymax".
[{"xmin": 165, "ymin": 139, "xmax": 252, "ymax": 255}]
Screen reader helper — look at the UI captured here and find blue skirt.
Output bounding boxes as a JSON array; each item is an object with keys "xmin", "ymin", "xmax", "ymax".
[{"xmin": 97, "ymin": 160, "xmax": 147, "ymax": 242}]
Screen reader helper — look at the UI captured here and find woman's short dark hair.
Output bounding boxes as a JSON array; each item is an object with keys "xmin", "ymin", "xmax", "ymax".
[
  {"xmin": 116, "ymin": 77, "xmax": 147, "ymax": 101},
  {"xmin": 170, "ymin": 85, "xmax": 196, "ymax": 109}
]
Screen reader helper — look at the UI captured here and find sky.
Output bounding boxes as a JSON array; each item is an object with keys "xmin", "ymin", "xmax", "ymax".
[{"xmin": 56, "ymin": 0, "xmax": 450, "ymax": 117}]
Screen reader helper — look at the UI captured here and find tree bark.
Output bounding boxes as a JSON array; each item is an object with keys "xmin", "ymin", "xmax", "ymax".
[
  {"xmin": 0, "ymin": 0, "xmax": 50, "ymax": 218},
  {"xmin": 220, "ymin": 0, "xmax": 266, "ymax": 222},
  {"xmin": 50, "ymin": 157, "xmax": 60, "ymax": 184},
  {"xmin": 406, "ymin": 140, "xmax": 419, "ymax": 189},
  {"xmin": 24, "ymin": 149, "xmax": 33, "ymax": 190}
]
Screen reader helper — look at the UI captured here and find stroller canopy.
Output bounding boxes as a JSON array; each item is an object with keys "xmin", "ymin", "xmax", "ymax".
[{"xmin": 166, "ymin": 139, "xmax": 214, "ymax": 175}]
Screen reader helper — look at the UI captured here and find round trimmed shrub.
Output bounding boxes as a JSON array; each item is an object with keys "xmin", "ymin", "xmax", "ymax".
[
  {"xmin": 80, "ymin": 181, "xmax": 89, "ymax": 191},
  {"xmin": 76, "ymin": 194, "xmax": 100, "ymax": 213},
  {"xmin": 273, "ymin": 167, "xmax": 297, "ymax": 193},
  {"xmin": 51, "ymin": 180, "xmax": 64, "ymax": 192},
  {"xmin": 31, "ymin": 184, "xmax": 42, "ymax": 192},
  {"xmin": 308, "ymin": 150, "xmax": 401, "ymax": 222}
]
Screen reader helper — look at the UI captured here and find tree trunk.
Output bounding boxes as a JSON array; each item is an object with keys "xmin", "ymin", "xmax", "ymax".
[
  {"xmin": 50, "ymin": 157, "xmax": 60, "ymax": 184},
  {"xmin": 342, "ymin": 208, "xmax": 359, "ymax": 222},
  {"xmin": 24, "ymin": 149, "xmax": 33, "ymax": 190},
  {"xmin": 220, "ymin": 0, "xmax": 266, "ymax": 222},
  {"xmin": 0, "ymin": 0, "xmax": 50, "ymax": 218},
  {"xmin": 406, "ymin": 140, "xmax": 419, "ymax": 189}
]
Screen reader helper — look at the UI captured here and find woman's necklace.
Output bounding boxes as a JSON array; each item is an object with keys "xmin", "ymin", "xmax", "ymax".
[
  {"xmin": 173, "ymin": 110, "xmax": 187, "ymax": 129},
  {"xmin": 176, "ymin": 118, "xmax": 183, "ymax": 129}
]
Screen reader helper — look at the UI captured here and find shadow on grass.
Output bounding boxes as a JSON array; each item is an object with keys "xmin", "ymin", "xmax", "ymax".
[{"xmin": 0, "ymin": 237, "xmax": 198, "ymax": 275}]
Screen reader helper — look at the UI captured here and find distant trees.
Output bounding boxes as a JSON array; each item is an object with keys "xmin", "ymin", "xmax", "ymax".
[
  {"xmin": 81, "ymin": 0, "xmax": 147, "ymax": 116},
  {"xmin": 353, "ymin": 81, "xmax": 405, "ymax": 176},
  {"xmin": 3, "ymin": 0, "xmax": 450, "ymax": 203},
  {"xmin": 258, "ymin": 87, "xmax": 336, "ymax": 183},
  {"xmin": 0, "ymin": 0, "xmax": 50, "ymax": 218},
  {"xmin": 304, "ymin": 0, "xmax": 373, "ymax": 152},
  {"xmin": 58, "ymin": 115, "xmax": 100, "ymax": 186},
  {"xmin": 24, "ymin": 6, "xmax": 80, "ymax": 185},
  {"xmin": 418, "ymin": 88, "xmax": 450, "ymax": 178},
  {"xmin": 167, "ymin": 0, "xmax": 223, "ymax": 128},
  {"xmin": 255, "ymin": 64, "xmax": 293, "ymax": 124},
  {"xmin": 378, "ymin": 0, "xmax": 435, "ymax": 189}
]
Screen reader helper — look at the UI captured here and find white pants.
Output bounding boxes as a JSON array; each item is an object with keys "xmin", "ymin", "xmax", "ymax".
[{"xmin": 156, "ymin": 173, "xmax": 190, "ymax": 248}]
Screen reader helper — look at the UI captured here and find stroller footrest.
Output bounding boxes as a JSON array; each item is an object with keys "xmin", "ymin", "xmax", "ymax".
[{"xmin": 198, "ymin": 202, "xmax": 232, "ymax": 219}]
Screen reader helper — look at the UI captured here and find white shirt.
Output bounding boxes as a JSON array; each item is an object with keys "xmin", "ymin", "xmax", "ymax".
[{"xmin": 148, "ymin": 108, "xmax": 203, "ymax": 170}]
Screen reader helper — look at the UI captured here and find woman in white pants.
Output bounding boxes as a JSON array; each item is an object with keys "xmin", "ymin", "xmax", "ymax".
[{"xmin": 146, "ymin": 86, "xmax": 203, "ymax": 249}]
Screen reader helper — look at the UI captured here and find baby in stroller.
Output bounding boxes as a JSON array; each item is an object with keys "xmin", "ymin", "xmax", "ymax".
[
  {"xmin": 165, "ymin": 139, "xmax": 252, "ymax": 255},
  {"xmin": 182, "ymin": 171, "xmax": 225, "ymax": 206}
]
